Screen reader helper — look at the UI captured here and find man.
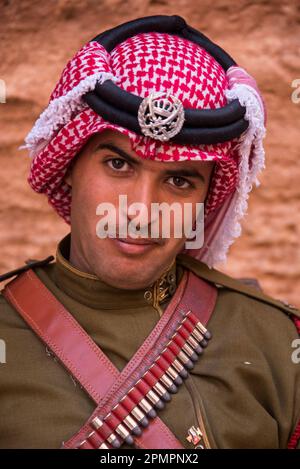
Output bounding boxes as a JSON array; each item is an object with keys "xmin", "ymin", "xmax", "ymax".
[{"xmin": 0, "ymin": 15, "xmax": 299, "ymax": 449}]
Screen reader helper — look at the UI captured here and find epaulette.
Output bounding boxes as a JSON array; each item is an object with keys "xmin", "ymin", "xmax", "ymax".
[
  {"xmin": 0, "ymin": 256, "xmax": 55, "ymax": 283},
  {"xmin": 177, "ymin": 253, "xmax": 300, "ymax": 319}
]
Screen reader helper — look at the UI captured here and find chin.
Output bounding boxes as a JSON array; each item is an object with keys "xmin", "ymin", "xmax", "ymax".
[
  {"xmin": 93, "ymin": 260, "xmax": 158, "ymax": 290},
  {"xmin": 90, "ymin": 239, "xmax": 177, "ymax": 287}
]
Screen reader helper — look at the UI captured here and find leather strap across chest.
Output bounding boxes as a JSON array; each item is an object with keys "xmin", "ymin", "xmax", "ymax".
[{"xmin": 2, "ymin": 266, "xmax": 218, "ymax": 449}]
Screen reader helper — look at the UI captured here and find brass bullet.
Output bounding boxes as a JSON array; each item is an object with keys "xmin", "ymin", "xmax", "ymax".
[
  {"xmin": 165, "ymin": 365, "xmax": 183, "ymax": 386},
  {"xmin": 171, "ymin": 357, "xmax": 189, "ymax": 378},
  {"xmin": 99, "ymin": 442, "xmax": 109, "ymax": 449},
  {"xmin": 91, "ymin": 416, "xmax": 121, "ymax": 448},
  {"xmin": 168, "ymin": 341, "xmax": 194, "ymax": 370},
  {"xmin": 120, "ymin": 394, "xmax": 149, "ymax": 428},
  {"xmin": 104, "ymin": 413, "xmax": 134, "ymax": 446},
  {"xmin": 136, "ymin": 378, "xmax": 165, "ymax": 410},
  {"xmin": 112, "ymin": 403, "xmax": 142, "ymax": 437},
  {"xmin": 146, "ymin": 389, "xmax": 165, "ymax": 409},
  {"xmin": 131, "ymin": 406, "xmax": 149, "ymax": 428},
  {"xmin": 186, "ymin": 334, "xmax": 203, "ymax": 355},
  {"xmin": 150, "ymin": 363, "xmax": 178, "ymax": 394},
  {"xmin": 127, "ymin": 386, "xmax": 157, "ymax": 419},
  {"xmin": 142, "ymin": 371, "xmax": 172, "ymax": 402},
  {"xmin": 123, "ymin": 414, "xmax": 142, "ymax": 436}
]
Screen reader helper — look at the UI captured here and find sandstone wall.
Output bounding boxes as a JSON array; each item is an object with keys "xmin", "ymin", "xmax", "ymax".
[{"xmin": 0, "ymin": 0, "xmax": 299, "ymax": 306}]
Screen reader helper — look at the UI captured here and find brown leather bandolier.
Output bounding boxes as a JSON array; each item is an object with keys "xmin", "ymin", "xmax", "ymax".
[{"xmin": 2, "ymin": 266, "xmax": 218, "ymax": 449}]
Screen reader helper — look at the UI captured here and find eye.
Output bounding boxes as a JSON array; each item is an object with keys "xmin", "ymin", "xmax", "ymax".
[
  {"xmin": 167, "ymin": 176, "xmax": 192, "ymax": 189},
  {"xmin": 106, "ymin": 157, "xmax": 130, "ymax": 171}
]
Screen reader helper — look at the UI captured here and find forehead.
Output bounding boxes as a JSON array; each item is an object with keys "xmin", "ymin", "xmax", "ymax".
[
  {"xmin": 87, "ymin": 130, "xmax": 215, "ymax": 172},
  {"xmin": 92, "ymin": 129, "xmax": 131, "ymax": 149}
]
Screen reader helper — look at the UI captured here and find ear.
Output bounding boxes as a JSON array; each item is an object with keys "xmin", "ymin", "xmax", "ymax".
[
  {"xmin": 64, "ymin": 168, "xmax": 72, "ymax": 186},
  {"xmin": 64, "ymin": 154, "xmax": 80, "ymax": 187}
]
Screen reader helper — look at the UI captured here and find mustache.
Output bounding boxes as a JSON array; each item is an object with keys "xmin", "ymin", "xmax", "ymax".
[{"xmin": 106, "ymin": 224, "xmax": 166, "ymax": 245}]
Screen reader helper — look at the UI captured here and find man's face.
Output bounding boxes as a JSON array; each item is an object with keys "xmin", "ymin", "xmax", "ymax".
[{"xmin": 65, "ymin": 130, "xmax": 215, "ymax": 289}]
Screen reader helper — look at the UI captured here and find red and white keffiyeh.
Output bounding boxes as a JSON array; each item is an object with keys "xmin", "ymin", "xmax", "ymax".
[{"xmin": 22, "ymin": 30, "xmax": 266, "ymax": 267}]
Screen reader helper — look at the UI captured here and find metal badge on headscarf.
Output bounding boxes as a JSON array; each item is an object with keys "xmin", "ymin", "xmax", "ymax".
[{"xmin": 138, "ymin": 91, "xmax": 185, "ymax": 142}]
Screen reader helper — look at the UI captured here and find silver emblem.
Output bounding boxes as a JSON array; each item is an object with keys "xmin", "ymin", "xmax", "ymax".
[{"xmin": 138, "ymin": 91, "xmax": 185, "ymax": 142}]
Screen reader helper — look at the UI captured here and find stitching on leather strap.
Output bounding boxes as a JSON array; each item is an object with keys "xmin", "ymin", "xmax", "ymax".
[{"xmin": 3, "ymin": 267, "xmax": 217, "ymax": 449}]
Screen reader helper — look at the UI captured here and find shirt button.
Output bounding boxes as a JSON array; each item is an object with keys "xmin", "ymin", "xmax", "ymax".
[
  {"xmin": 167, "ymin": 271, "xmax": 176, "ymax": 284},
  {"xmin": 144, "ymin": 290, "xmax": 153, "ymax": 302}
]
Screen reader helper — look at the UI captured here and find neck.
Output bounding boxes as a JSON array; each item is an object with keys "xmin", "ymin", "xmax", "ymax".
[
  {"xmin": 69, "ymin": 237, "xmax": 95, "ymax": 277},
  {"xmin": 67, "ymin": 232, "xmax": 176, "ymax": 290}
]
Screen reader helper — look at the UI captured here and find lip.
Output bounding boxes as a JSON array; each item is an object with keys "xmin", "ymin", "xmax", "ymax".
[
  {"xmin": 109, "ymin": 236, "xmax": 160, "ymax": 255},
  {"xmin": 117, "ymin": 237, "xmax": 159, "ymax": 245}
]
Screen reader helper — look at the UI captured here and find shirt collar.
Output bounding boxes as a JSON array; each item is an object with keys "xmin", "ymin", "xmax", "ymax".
[{"xmin": 54, "ymin": 233, "xmax": 178, "ymax": 311}]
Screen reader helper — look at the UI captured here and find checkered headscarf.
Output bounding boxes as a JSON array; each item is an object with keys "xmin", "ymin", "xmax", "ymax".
[{"xmin": 23, "ymin": 29, "xmax": 266, "ymax": 267}]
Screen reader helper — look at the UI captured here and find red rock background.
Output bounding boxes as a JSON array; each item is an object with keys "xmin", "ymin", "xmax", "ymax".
[{"xmin": 0, "ymin": 0, "xmax": 299, "ymax": 306}]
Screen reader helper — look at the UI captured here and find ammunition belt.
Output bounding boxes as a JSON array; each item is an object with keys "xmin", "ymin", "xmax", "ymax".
[
  {"xmin": 3, "ymin": 267, "xmax": 217, "ymax": 449},
  {"xmin": 77, "ymin": 310, "xmax": 212, "ymax": 449}
]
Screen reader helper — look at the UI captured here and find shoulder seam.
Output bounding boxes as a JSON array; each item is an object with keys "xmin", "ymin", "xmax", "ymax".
[
  {"xmin": 0, "ymin": 256, "xmax": 55, "ymax": 283},
  {"xmin": 177, "ymin": 254, "xmax": 300, "ymax": 319}
]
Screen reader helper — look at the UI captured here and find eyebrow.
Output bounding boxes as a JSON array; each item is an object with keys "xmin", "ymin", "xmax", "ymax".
[
  {"xmin": 96, "ymin": 143, "xmax": 139, "ymax": 166},
  {"xmin": 96, "ymin": 142, "xmax": 206, "ymax": 183}
]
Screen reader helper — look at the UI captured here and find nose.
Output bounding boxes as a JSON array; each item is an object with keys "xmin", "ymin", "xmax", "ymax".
[{"xmin": 126, "ymin": 175, "xmax": 159, "ymax": 231}]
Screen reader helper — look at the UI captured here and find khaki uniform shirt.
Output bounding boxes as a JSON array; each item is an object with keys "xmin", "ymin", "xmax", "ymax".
[{"xmin": 0, "ymin": 233, "xmax": 299, "ymax": 449}]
